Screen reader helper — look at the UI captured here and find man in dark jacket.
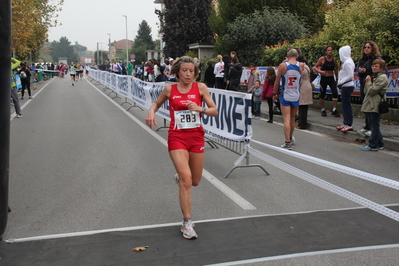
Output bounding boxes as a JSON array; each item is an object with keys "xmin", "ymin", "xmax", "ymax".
[
  {"xmin": 227, "ymin": 58, "xmax": 242, "ymax": 91},
  {"xmin": 19, "ymin": 63, "xmax": 32, "ymax": 100}
]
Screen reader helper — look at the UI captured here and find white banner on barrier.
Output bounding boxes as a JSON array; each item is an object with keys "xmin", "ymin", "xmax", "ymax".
[{"xmin": 89, "ymin": 70, "xmax": 253, "ymax": 141}]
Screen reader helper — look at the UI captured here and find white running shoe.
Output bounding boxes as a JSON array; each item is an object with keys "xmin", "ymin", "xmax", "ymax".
[
  {"xmin": 181, "ymin": 220, "xmax": 198, "ymax": 239},
  {"xmin": 281, "ymin": 142, "xmax": 292, "ymax": 150}
]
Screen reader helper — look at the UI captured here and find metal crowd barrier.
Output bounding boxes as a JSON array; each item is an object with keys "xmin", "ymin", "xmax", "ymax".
[{"xmin": 205, "ymin": 136, "xmax": 269, "ymax": 178}]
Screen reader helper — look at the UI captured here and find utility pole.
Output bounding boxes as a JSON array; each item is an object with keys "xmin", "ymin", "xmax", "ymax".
[
  {"xmin": 108, "ymin": 33, "xmax": 111, "ymax": 62},
  {"xmin": 123, "ymin": 15, "xmax": 129, "ymax": 64},
  {"xmin": 0, "ymin": 0, "xmax": 12, "ymax": 240}
]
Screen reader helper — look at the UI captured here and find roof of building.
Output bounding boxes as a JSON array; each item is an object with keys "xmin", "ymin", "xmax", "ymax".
[{"xmin": 112, "ymin": 39, "xmax": 134, "ymax": 50}]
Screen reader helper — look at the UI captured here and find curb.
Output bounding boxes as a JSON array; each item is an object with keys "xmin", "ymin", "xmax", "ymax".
[{"xmin": 261, "ymin": 113, "xmax": 399, "ymax": 152}]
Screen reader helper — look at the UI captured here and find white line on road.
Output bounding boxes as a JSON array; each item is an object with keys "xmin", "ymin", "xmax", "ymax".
[{"xmin": 86, "ymin": 78, "xmax": 256, "ymax": 211}]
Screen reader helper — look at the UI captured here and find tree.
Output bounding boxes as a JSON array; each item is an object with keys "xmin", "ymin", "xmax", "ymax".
[
  {"xmin": 50, "ymin": 37, "xmax": 80, "ymax": 63},
  {"xmin": 222, "ymin": 7, "xmax": 308, "ymax": 65},
  {"xmin": 131, "ymin": 38, "xmax": 148, "ymax": 65},
  {"xmin": 161, "ymin": 0, "xmax": 214, "ymax": 58},
  {"xmin": 136, "ymin": 20, "xmax": 155, "ymax": 50},
  {"xmin": 318, "ymin": 0, "xmax": 399, "ymax": 64},
  {"xmin": 12, "ymin": 0, "xmax": 64, "ymax": 60},
  {"xmin": 74, "ymin": 42, "xmax": 88, "ymax": 59},
  {"xmin": 209, "ymin": 0, "xmax": 325, "ymax": 55}
]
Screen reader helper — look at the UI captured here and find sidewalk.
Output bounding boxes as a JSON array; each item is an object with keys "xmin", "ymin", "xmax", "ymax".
[{"xmin": 261, "ymin": 101, "xmax": 399, "ymax": 152}]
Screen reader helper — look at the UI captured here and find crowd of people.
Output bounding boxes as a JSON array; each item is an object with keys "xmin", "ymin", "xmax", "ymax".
[
  {"xmin": 96, "ymin": 58, "xmax": 179, "ymax": 83},
  {"xmin": 178, "ymin": 44, "xmax": 389, "ymax": 152},
  {"xmin": 9, "ymin": 59, "xmax": 92, "ymax": 117},
  {"xmin": 93, "ymin": 44, "xmax": 391, "ymax": 152}
]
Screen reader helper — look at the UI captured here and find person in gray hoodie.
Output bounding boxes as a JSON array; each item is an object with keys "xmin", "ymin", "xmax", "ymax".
[{"xmin": 336, "ymin": 45, "xmax": 355, "ymax": 132}]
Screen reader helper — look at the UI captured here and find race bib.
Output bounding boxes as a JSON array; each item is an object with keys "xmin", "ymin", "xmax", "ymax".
[{"xmin": 174, "ymin": 110, "xmax": 200, "ymax": 129}]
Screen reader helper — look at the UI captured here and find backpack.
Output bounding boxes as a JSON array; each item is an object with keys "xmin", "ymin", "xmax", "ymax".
[{"xmin": 20, "ymin": 70, "xmax": 27, "ymax": 79}]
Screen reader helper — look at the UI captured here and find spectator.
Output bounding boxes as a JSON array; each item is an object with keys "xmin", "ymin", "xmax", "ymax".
[
  {"xmin": 222, "ymin": 54, "xmax": 231, "ymax": 89},
  {"xmin": 164, "ymin": 58, "xmax": 176, "ymax": 82},
  {"xmin": 19, "ymin": 63, "xmax": 32, "ymax": 100},
  {"xmin": 213, "ymin": 55, "xmax": 224, "ymax": 89},
  {"xmin": 226, "ymin": 58, "xmax": 242, "ymax": 91},
  {"xmin": 162, "ymin": 60, "xmax": 170, "ymax": 81},
  {"xmin": 250, "ymin": 80, "xmax": 262, "ymax": 119},
  {"xmin": 361, "ymin": 59, "xmax": 387, "ymax": 151},
  {"xmin": 336, "ymin": 45, "xmax": 355, "ymax": 132},
  {"xmin": 204, "ymin": 61, "xmax": 215, "ymax": 88},
  {"xmin": 59, "ymin": 63, "xmax": 65, "ymax": 78},
  {"xmin": 127, "ymin": 61, "xmax": 133, "ymax": 76},
  {"xmin": 146, "ymin": 61, "xmax": 154, "ymax": 82},
  {"xmin": 193, "ymin": 57, "xmax": 201, "ymax": 81},
  {"xmin": 121, "ymin": 62, "xmax": 127, "ymax": 75},
  {"xmin": 247, "ymin": 63, "xmax": 259, "ymax": 117},
  {"xmin": 230, "ymin": 51, "xmax": 239, "ymax": 63},
  {"xmin": 111, "ymin": 59, "xmax": 121, "ymax": 74},
  {"xmin": 140, "ymin": 61, "xmax": 146, "ymax": 80},
  {"xmin": 273, "ymin": 48, "xmax": 303, "ymax": 150},
  {"xmin": 247, "ymin": 63, "xmax": 259, "ymax": 90},
  {"xmin": 154, "ymin": 60, "xmax": 162, "ymax": 82},
  {"xmin": 296, "ymin": 55, "xmax": 313, "ymax": 129},
  {"xmin": 262, "ymin": 67, "xmax": 280, "ymax": 123},
  {"xmin": 11, "ymin": 58, "xmax": 22, "ymax": 118},
  {"xmin": 314, "ymin": 46, "xmax": 339, "ymax": 117},
  {"xmin": 357, "ymin": 41, "xmax": 384, "ymax": 136}
]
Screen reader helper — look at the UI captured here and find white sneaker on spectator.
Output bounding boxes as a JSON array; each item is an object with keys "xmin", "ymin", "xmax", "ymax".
[{"xmin": 364, "ymin": 130, "xmax": 372, "ymax": 137}]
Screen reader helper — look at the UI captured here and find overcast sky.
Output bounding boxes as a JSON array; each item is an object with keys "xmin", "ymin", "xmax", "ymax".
[{"xmin": 48, "ymin": 0, "xmax": 161, "ymax": 51}]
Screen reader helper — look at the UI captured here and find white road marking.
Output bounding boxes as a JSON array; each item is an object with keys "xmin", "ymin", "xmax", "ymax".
[{"xmin": 7, "ymin": 204, "xmax": 398, "ymax": 243}]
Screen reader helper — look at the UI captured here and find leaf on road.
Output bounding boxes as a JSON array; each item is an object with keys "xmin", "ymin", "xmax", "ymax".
[{"xmin": 133, "ymin": 246, "xmax": 149, "ymax": 252}]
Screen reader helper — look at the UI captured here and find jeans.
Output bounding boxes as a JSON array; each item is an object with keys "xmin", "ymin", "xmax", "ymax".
[
  {"xmin": 253, "ymin": 101, "xmax": 261, "ymax": 117},
  {"xmin": 341, "ymin": 86, "xmax": 354, "ymax": 125},
  {"xmin": 266, "ymin": 97, "xmax": 274, "ymax": 121},
  {"xmin": 21, "ymin": 79, "xmax": 31, "ymax": 97},
  {"xmin": 365, "ymin": 112, "xmax": 384, "ymax": 149},
  {"xmin": 11, "ymin": 87, "xmax": 22, "ymax": 115}
]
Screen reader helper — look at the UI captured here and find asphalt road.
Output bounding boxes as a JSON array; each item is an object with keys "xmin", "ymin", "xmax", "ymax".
[{"xmin": 4, "ymin": 76, "xmax": 399, "ymax": 265}]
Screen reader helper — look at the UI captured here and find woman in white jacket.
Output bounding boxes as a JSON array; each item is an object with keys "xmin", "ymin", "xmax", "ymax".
[
  {"xmin": 336, "ymin": 46, "xmax": 355, "ymax": 132},
  {"xmin": 213, "ymin": 55, "xmax": 224, "ymax": 89}
]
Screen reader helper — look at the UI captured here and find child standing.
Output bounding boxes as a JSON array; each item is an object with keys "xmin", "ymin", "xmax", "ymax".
[
  {"xmin": 251, "ymin": 80, "xmax": 263, "ymax": 119},
  {"xmin": 262, "ymin": 67, "xmax": 280, "ymax": 123}
]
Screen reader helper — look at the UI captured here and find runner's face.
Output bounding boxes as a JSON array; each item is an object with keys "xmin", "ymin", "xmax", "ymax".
[
  {"xmin": 179, "ymin": 63, "xmax": 195, "ymax": 84},
  {"xmin": 326, "ymin": 47, "xmax": 333, "ymax": 56}
]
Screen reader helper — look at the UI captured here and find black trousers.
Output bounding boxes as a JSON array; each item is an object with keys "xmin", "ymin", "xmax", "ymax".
[{"xmin": 297, "ymin": 105, "xmax": 308, "ymax": 129}]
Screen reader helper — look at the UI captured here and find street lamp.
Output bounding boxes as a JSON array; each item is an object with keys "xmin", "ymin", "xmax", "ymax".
[
  {"xmin": 107, "ymin": 33, "xmax": 111, "ymax": 62},
  {"xmin": 122, "ymin": 15, "xmax": 128, "ymax": 64}
]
